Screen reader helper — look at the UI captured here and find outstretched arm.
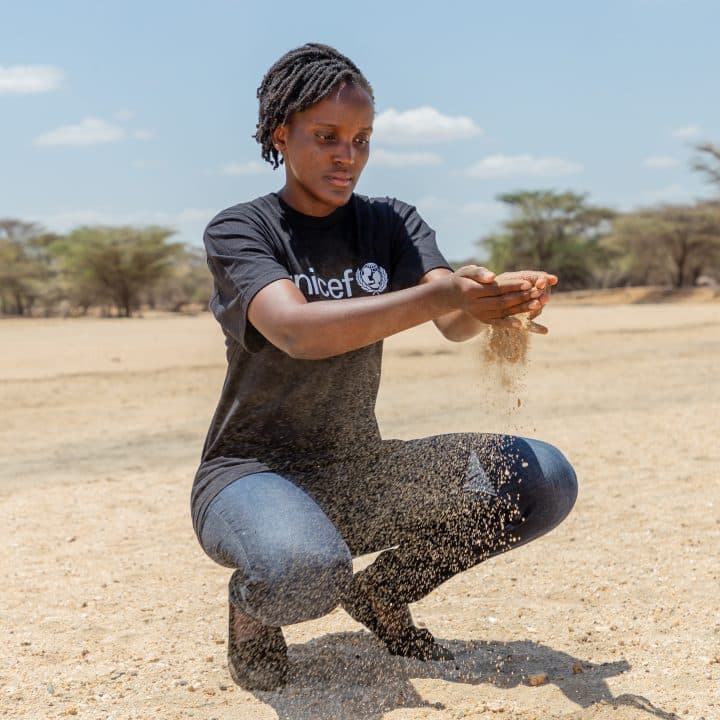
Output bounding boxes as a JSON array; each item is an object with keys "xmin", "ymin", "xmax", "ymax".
[{"xmin": 247, "ymin": 265, "xmax": 542, "ymax": 360}]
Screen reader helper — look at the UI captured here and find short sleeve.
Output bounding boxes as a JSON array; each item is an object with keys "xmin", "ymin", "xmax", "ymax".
[
  {"xmin": 387, "ymin": 199, "xmax": 452, "ymax": 290},
  {"xmin": 204, "ymin": 209, "xmax": 290, "ymax": 352}
]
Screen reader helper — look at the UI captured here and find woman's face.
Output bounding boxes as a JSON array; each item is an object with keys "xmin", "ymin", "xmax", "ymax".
[{"xmin": 272, "ymin": 83, "xmax": 374, "ymax": 216}]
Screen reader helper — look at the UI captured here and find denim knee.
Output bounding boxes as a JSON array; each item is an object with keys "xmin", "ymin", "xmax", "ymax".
[
  {"xmin": 512, "ymin": 438, "xmax": 578, "ymax": 541},
  {"xmin": 200, "ymin": 471, "xmax": 354, "ymax": 626},
  {"xmin": 235, "ymin": 543, "xmax": 353, "ymax": 626},
  {"xmin": 231, "ymin": 535, "xmax": 353, "ymax": 627}
]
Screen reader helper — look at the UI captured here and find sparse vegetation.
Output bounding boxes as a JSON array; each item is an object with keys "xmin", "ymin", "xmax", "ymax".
[
  {"xmin": 0, "ymin": 222, "xmax": 212, "ymax": 317},
  {"xmin": 474, "ymin": 142, "xmax": 720, "ymax": 290},
  {"xmin": 2, "ymin": 143, "xmax": 720, "ymax": 317}
]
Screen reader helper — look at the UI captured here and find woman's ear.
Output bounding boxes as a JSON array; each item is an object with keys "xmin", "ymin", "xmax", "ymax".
[{"xmin": 272, "ymin": 125, "xmax": 288, "ymax": 153}]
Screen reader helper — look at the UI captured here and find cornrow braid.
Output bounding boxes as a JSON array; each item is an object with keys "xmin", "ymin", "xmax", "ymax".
[{"xmin": 255, "ymin": 43, "xmax": 374, "ymax": 169}]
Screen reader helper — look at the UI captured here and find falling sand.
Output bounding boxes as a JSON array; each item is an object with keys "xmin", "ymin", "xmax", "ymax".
[{"xmin": 481, "ymin": 322, "xmax": 531, "ymax": 391}]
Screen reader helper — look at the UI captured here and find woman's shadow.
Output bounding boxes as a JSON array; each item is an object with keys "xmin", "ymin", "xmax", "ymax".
[{"xmin": 249, "ymin": 632, "xmax": 679, "ymax": 720}]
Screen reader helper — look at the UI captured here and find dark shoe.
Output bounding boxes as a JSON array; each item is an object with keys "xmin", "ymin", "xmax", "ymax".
[
  {"xmin": 227, "ymin": 589, "xmax": 288, "ymax": 690},
  {"xmin": 383, "ymin": 626, "xmax": 455, "ymax": 662},
  {"xmin": 341, "ymin": 573, "xmax": 454, "ymax": 662}
]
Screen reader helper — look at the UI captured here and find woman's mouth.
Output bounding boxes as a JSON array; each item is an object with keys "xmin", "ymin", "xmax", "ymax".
[{"xmin": 325, "ymin": 175, "xmax": 353, "ymax": 188}]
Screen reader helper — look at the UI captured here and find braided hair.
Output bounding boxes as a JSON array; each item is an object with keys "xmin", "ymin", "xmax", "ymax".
[{"xmin": 255, "ymin": 43, "xmax": 374, "ymax": 169}]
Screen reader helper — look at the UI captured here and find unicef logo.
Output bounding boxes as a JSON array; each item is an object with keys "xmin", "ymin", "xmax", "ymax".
[{"xmin": 356, "ymin": 262, "xmax": 388, "ymax": 294}]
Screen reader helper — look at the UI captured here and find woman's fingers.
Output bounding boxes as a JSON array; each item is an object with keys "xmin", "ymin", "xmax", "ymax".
[
  {"xmin": 465, "ymin": 277, "xmax": 535, "ymax": 299},
  {"xmin": 495, "ymin": 291, "xmax": 542, "ymax": 314},
  {"xmin": 524, "ymin": 319, "xmax": 549, "ymax": 334},
  {"xmin": 454, "ymin": 270, "xmax": 554, "ymax": 330},
  {"xmin": 455, "ymin": 265, "xmax": 497, "ymax": 284},
  {"xmin": 456, "ymin": 267, "xmax": 537, "ymax": 295},
  {"xmin": 497, "ymin": 270, "xmax": 558, "ymax": 288},
  {"xmin": 474, "ymin": 271, "xmax": 553, "ymax": 333},
  {"xmin": 468, "ymin": 293, "xmax": 542, "ymax": 321}
]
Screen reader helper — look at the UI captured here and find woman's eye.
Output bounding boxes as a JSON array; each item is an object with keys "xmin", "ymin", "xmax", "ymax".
[
  {"xmin": 316, "ymin": 132, "xmax": 335, "ymax": 142},
  {"xmin": 354, "ymin": 136, "xmax": 370, "ymax": 145}
]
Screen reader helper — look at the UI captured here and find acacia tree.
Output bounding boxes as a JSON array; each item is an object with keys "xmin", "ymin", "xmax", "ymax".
[
  {"xmin": 0, "ymin": 219, "xmax": 57, "ymax": 315},
  {"xmin": 478, "ymin": 191, "xmax": 616, "ymax": 289},
  {"xmin": 51, "ymin": 226, "xmax": 182, "ymax": 317},
  {"xmin": 606, "ymin": 203, "xmax": 720, "ymax": 288},
  {"xmin": 142, "ymin": 245, "xmax": 213, "ymax": 312}
]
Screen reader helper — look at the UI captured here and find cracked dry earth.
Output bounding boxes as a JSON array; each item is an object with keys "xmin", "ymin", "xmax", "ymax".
[{"xmin": 1, "ymin": 301, "xmax": 719, "ymax": 720}]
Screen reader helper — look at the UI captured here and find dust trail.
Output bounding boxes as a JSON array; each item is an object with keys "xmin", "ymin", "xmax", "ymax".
[{"xmin": 480, "ymin": 323, "xmax": 531, "ymax": 394}]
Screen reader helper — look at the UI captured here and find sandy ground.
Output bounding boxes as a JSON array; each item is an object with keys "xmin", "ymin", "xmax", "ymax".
[{"xmin": 1, "ymin": 299, "xmax": 719, "ymax": 720}]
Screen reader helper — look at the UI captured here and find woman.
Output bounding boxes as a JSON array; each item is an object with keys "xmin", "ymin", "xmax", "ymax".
[{"xmin": 192, "ymin": 43, "xmax": 577, "ymax": 691}]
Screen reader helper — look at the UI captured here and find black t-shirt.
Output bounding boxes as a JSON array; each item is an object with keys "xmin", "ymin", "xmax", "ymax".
[{"xmin": 191, "ymin": 192, "xmax": 450, "ymax": 534}]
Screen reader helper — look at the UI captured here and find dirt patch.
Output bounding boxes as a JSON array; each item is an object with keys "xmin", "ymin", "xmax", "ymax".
[{"xmin": 1, "ymin": 307, "xmax": 719, "ymax": 719}]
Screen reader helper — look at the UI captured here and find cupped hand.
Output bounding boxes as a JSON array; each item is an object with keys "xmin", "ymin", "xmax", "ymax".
[
  {"xmin": 492, "ymin": 269, "xmax": 558, "ymax": 333},
  {"xmin": 495, "ymin": 270, "xmax": 558, "ymax": 289},
  {"xmin": 448, "ymin": 265, "xmax": 544, "ymax": 325}
]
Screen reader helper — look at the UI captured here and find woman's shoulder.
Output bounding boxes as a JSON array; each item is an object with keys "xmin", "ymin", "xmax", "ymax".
[
  {"xmin": 203, "ymin": 194, "xmax": 284, "ymax": 254},
  {"xmin": 352, "ymin": 194, "xmax": 426, "ymax": 224},
  {"xmin": 207, "ymin": 193, "xmax": 281, "ymax": 230},
  {"xmin": 354, "ymin": 194, "xmax": 413, "ymax": 212}
]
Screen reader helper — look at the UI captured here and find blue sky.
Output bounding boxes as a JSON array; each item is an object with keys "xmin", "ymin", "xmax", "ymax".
[{"xmin": 2, "ymin": 0, "xmax": 719, "ymax": 261}]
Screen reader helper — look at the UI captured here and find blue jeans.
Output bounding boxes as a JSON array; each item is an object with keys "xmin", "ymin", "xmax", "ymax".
[{"xmin": 198, "ymin": 433, "xmax": 577, "ymax": 626}]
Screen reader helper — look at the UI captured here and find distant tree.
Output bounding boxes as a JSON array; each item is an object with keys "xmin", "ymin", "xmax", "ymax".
[
  {"xmin": 605, "ymin": 202, "xmax": 720, "ymax": 288},
  {"xmin": 143, "ymin": 245, "xmax": 212, "ymax": 312},
  {"xmin": 0, "ymin": 219, "xmax": 56, "ymax": 315},
  {"xmin": 478, "ymin": 191, "xmax": 616, "ymax": 289},
  {"xmin": 51, "ymin": 226, "xmax": 182, "ymax": 317},
  {"xmin": 692, "ymin": 142, "xmax": 720, "ymax": 190}
]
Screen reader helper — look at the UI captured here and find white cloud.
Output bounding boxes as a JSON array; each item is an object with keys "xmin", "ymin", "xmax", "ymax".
[
  {"xmin": 643, "ymin": 155, "xmax": 680, "ymax": 169},
  {"xmin": 371, "ymin": 148, "xmax": 442, "ymax": 167},
  {"xmin": 132, "ymin": 129, "xmax": 155, "ymax": 141},
  {"xmin": 0, "ymin": 64, "xmax": 64, "ymax": 94},
  {"xmin": 34, "ymin": 117, "xmax": 125, "ymax": 146},
  {"xmin": 373, "ymin": 106, "xmax": 483, "ymax": 145},
  {"xmin": 465, "ymin": 154, "xmax": 583, "ymax": 179},
  {"xmin": 220, "ymin": 160, "xmax": 271, "ymax": 176},
  {"xmin": 671, "ymin": 124, "xmax": 702, "ymax": 139}
]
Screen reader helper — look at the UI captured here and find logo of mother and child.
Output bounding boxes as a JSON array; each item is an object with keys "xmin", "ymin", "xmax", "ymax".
[{"xmin": 292, "ymin": 263, "xmax": 389, "ymax": 298}]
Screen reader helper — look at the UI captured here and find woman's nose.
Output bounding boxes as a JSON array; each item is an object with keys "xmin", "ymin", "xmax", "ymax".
[{"xmin": 333, "ymin": 141, "xmax": 354, "ymax": 165}]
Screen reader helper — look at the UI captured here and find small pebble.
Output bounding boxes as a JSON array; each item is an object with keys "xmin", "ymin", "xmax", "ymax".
[{"xmin": 528, "ymin": 673, "xmax": 548, "ymax": 686}]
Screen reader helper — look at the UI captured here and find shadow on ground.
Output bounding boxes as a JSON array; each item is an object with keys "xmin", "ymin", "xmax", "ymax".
[{"xmin": 250, "ymin": 632, "xmax": 679, "ymax": 720}]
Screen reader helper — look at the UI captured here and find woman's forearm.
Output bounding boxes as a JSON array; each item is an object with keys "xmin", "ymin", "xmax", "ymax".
[
  {"xmin": 248, "ymin": 268, "xmax": 541, "ymax": 360},
  {"xmin": 432, "ymin": 310, "xmax": 487, "ymax": 342},
  {"xmin": 251, "ymin": 278, "xmax": 457, "ymax": 359}
]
